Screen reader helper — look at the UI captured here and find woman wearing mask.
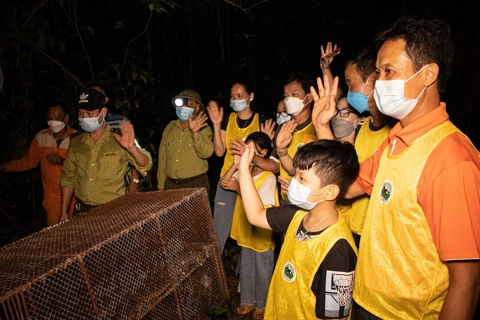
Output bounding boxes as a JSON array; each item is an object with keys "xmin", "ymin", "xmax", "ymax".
[
  {"xmin": 206, "ymin": 80, "xmax": 279, "ymax": 255},
  {"xmin": 330, "ymin": 97, "xmax": 365, "ymax": 144}
]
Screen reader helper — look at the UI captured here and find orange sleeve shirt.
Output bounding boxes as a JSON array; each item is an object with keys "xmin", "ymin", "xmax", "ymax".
[
  {"xmin": 355, "ymin": 103, "xmax": 480, "ymax": 261},
  {"xmin": 4, "ymin": 127, "xmax": 76, "ymax": 199}
]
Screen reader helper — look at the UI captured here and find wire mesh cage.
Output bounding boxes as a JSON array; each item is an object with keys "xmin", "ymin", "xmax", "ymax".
[{"xmin": 0, "ymin": 188, "xmax": 229, "ymax": 319}]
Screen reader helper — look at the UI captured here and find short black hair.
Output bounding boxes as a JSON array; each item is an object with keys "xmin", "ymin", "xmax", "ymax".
[
  {"xmin": 346, "ymin": 46, "xmax": 377, "ymax": 83},
  {"xmin": 293, "ymin": 139, "xmax": 359, "ymax": 199},
  {"xmin": 284, "ymin": 72, "xmax": 315, "ymax": 95},
  {"xmin": 374, "ymin": 16, "xmax": 453, "ymax": 95},
  {"xmin": 48, "ymin": 100, "xmax": 69, "ymax": 116},
  {"xmin": 246, "ymin": 132, "xmax": 273, "ymax": 158}
]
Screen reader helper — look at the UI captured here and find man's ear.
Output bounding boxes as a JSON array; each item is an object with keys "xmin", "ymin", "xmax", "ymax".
[
  {"xmin": 105, "ymin": 96, "xmax": 110, "ymax": 104},
  {"xmin": 423, "ymin": 63, "xmax": 439, "ymax": 87},
  {"xmin": 64, "ymin": 114, "xmax": 70, "ymax": 124},
  {"xmin": 324, "ymin": 184, "xmax": 340, "ymax": 201}
]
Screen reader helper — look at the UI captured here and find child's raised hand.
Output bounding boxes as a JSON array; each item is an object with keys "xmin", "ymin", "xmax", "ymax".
[{"xmin": 239, "ymin": 143, "xmax": 255, "ymax": 172}]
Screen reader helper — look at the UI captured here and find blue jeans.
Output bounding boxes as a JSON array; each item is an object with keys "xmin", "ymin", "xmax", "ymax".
[
  {"xmin": 213, "ymin": 181, "xmax": 238, "ymax": 255},
  {"xmin": 238, "ymin": 247, "xmax": 274, "ymax": 309}
]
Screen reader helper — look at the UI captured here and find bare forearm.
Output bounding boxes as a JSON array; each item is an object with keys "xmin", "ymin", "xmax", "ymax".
[
  {"xmin": 314, "ymin": 123, "xmax": 335, "ymax": 140},
  {"xmin": 253, "ymin": 157, "xmax": 279, "ymax": 173},
  {"xmin": 344, "ymin": 182, "xmax": 366, "ymax": 199},
  {"xmin": 279, "ymin": 155, "xmax": 295, "ymax": 176},
  {"xmin": 238, "ymin": 167, "xmax": 270, "ymax": 230},
  {"xmin": 127, "ymin": 147, "xmax": 150, "ymax": 167},
  {"xmin": 59, "ymin": 187, "xmax": 74, "ymax": 222},
  {"xmin": 213, "ymin": 125, "xmax": 226, "ymax": 156},
  {"xmin": 223, "ymin": 164, "xmax": 238, "ymax": 179},
  {"xmin": 440, "ymin": 261, "xmax": 480, "ymax": 320}
]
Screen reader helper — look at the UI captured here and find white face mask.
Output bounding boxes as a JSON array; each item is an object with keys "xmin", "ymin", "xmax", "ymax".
[
  {"xmin": 230, "ymin": 99, "xmax": 249, "ymax": 112},
  {"xmin": 287, "ymin": 177, "xmax": 328, "ymax": 210},
  {"xmin": 47, "ymin": 120, "xmax": 66, "ymax": 133},
  {"xmin": 276, "ymin": 113, "xmax": 291, "ymax": 125},
  {"xmin": 284, "ymin": 95, "xmax": 308, "ymax": 116},
  {"xmin": 374, "ymin": 65, "xmax": 428, "ymax": 119},
  {"xmin": 79, "ymin": 111, "xmax": 105, "ymax": 132}
]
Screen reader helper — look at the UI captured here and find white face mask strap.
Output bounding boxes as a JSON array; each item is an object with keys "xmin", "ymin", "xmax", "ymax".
[
  {"xmin": 405, "ymin": 64, "xmax": 429, "ymax": 83},
  {"xmin": 359, "ymin": 76, "xmax": 369, "ymax": 93},
  {"xmin": 415, "ymin": 86, "xmax": 427, "ymax": 100},
  {"xmin": 310, "ymin": 184, "xmax": 329, "ymax": 196}
]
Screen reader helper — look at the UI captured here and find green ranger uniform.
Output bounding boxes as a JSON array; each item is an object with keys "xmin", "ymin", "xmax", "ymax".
[{"xmin": 61, "ymin": 124, "xmax": 152, "ymax": 206}]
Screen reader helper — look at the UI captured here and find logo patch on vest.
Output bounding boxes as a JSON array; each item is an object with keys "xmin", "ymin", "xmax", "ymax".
[
  {"xmin": 282, "ymin": 261, "xmax": 296, "ymax": 282},
  {"xmin": 379, "ymin": 180, "xmax": 393, "ymax": 204}
]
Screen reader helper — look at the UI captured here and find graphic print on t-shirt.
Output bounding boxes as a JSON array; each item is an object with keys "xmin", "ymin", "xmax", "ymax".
[{"xmin": 324, "ymin": 270, "xmax": 354, "ymax": 318}]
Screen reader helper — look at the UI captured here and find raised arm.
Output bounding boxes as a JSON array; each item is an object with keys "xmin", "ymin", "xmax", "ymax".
[
  {"xmin": 310, "ymin": 74, "xmax": 338, "ymax": 140},
  {"xmin": 206, "ymin": 100, "xmax": 226, "ymax": 156},
  {"xmin": 320, "ymin": 41, "xmax": 343, "ymax": 99},
  {"xmin": 114, "ymin": 120, "xmax": 151, "ymax": 167},
  {"xmin": 230, "ymin": 137, "xmax": 280, "ymax": 173},
  {"xmin": 275, "ymin": 120, "xmax": 297, "ymax": 176},
  {"xmin": 238, "ymin": 144, "xmax": 271, "ymax": 230}
]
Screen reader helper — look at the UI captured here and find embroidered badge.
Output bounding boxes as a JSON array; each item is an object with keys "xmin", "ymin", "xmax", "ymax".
[
  {"xmin": 79, "ymin": 92, "xmax": 89, "ymax": 103},
  {"xmin": 282, "ymin": 261, "xmax": 296, "ymax": 282},
  {"xmin": 103, "ymin": 152, "xmax": 116, "ymax": 157},
  {"xmin": 379, "ymin": 180, "xmax": 393, "ymax": 204}
]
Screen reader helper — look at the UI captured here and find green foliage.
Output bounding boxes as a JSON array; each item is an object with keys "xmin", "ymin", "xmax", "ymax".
[{"xmin": 207, "ymin": 305, "xmax": 228, "ymax": 317}]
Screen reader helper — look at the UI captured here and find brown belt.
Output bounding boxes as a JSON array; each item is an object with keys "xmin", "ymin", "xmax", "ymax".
[{"xmin": 167, "ymin": 173, "xmax": 206, "ymax": 184}]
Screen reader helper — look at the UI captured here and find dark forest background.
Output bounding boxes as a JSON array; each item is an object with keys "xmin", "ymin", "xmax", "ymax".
[{"xmin": 0, "ymin": 0, "xmax": 478, "ymax": 245}]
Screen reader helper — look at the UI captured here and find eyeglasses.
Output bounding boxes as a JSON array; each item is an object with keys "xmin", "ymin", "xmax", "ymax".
[
  {"xmin": 276, "ymin": 111, "xmax": 288, "ymax": 117},
  {"xmin": 335, "ymin": 109, "xmax": 359, "ymax": 118}
]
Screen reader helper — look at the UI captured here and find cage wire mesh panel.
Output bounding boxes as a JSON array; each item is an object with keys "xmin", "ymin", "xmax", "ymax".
[{"xmin": 0, "ymin": 188, "xmax": 229, "ymax": 319}]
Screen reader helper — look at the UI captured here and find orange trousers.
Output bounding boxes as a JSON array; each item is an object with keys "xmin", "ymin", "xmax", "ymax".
[{"xmin": 42, "ymin": 196, "xmax": 76, "ymax": 227}]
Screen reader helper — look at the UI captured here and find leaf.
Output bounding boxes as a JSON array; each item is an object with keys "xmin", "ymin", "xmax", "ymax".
[
  {"xmin": 207, "ymin": 305, "xmax": 228, "ymax": 316},
  {"xmin": 57, "ymin": 41, "xmax": 66, "ymax": 52},
  {"xmin": 87, "ymin": 27, "xmax": 95, "ymax": 35},
  {"xmin": 38, "ymin": 36, "xmax": 47, "ymax": 50}
]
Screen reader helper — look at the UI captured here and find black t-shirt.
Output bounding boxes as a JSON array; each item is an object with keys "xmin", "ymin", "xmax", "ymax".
[
  {"xmin": 220, "ymin": 112, "xmax": 269, "ymax": 131},
  {"xmin": 266, "ymin": 205, "xmax": 357, "ymax": 318}
]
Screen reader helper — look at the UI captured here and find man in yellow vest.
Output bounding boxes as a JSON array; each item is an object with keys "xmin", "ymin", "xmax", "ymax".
[
  {"xmin": 274, "ymin": 72, "xmax": 317, "ymax": 205},
  {"xmin": 345, "ymin": 16, "xmax": 480, "ymax": 319}
]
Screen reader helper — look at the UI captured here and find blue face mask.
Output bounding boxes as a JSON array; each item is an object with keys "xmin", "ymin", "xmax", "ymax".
[
  {"xmin": 79, "ymin": 111, "xmax": 104, "ymax": 132},
  {"xmin": 276, "ymin": 113, "xmax": 291, "ymax": 125},
  {"xmin": 230, "ymin": 99, "xmax": 248, "ymax": 112},
  {"xmin": 176, "ymin": 106, "xmax": 195, "ymax": 121},
  {"xmin": 346, "ymin": 78, "xmax": 372, "ymax": 114}
]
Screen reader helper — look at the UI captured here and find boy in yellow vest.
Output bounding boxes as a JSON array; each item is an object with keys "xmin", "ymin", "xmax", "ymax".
[{"xmin": 238, "ymin": 139, "xmax": 359, "ymax": 319}]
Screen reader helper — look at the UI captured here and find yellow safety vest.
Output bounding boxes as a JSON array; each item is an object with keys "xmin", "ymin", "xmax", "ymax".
[
  {"xmin": 349, "ymin": 116, "xmax": 392, "ymax": 235},
  {"xmin": 220, "ymin": 113, "xmax": 260, "ymax": 177},
  {"xmin": 230, "ymin": 171, "xmax": 279, "ymax": 252},
  {"xmin": 354, "ymin": 121, "xmax": 460, "ymax": 319},
  {"xmin": 279, "ymin": 120, "xmax": 317, "ymax": 200},
  {"xmin": 266, "ymin": 211, "xmax": 356, "ymax": 319}
]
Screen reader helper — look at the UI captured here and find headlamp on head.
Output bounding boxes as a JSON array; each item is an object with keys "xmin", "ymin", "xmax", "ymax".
[{"xmin": 174, "ymin": 98, "xmax": 185, "ymax": 107}]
